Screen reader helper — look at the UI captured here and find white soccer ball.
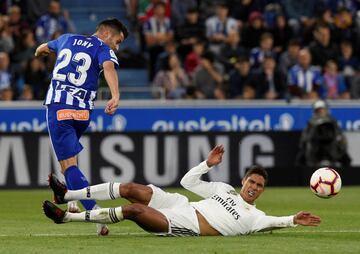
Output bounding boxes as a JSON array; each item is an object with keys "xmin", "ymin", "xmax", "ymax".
[{"xmin": 310, "ymin": 167, "xmax": 342, "ymax": 198}]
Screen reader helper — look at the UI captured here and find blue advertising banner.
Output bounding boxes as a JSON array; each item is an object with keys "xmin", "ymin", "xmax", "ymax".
[{"xmin": 0, "ymin": 101, "xmax": 360, "ymax": 132}]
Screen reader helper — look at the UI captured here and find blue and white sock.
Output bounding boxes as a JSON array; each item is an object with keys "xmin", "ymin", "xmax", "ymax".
[{"xmin": 64, "ymin": 165, "xmax": 96, "ymax": 210}]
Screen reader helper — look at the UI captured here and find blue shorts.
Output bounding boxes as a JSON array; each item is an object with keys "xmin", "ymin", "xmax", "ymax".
[{"xmin": 46, "ymin": 104, "xmax": 91, "ymax": 161}]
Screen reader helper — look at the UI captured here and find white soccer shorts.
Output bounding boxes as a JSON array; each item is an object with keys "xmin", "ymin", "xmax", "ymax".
[{"xmin": 147, "ymin": 184, "xmax": 200, "ymax": 237}]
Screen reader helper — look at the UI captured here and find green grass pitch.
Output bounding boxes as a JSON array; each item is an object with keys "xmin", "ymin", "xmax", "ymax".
[{"xmin": 1, "ymin": 187, "xmax": 360, "ymax": 254}]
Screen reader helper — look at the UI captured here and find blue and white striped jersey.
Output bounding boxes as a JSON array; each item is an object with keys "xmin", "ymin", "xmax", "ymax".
[{"xmin": 44, "ymin": 33, "xmax": 119, "ymax": 109}]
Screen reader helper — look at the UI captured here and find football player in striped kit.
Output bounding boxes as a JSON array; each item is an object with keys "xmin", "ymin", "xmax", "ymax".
[
  {"xmin": 35, "ymin": 18, "xmax": 128, "ymax": 235},
  {"xmin": 43, "ymin": 145, "xmax": 321, "ymax": 236}
]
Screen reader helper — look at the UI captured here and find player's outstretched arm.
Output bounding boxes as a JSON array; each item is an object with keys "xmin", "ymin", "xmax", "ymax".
[
  {"xmin": 293, "ymin": 211, "xmax": 321, "ymax": 226},
  {"xmin": 180, "ymin": 145, "xmax": 229, "ymax": 198},
  {"xmin": 34, "ymin": 43, "xmax": 52, "ymax": 57},
  {"xmin": 103, "ymin": 61, "xmax": 120, "ymax": 115},
  {"xmin": 206, "ymin": 145, "xmax": 225, "ymax": 167}
]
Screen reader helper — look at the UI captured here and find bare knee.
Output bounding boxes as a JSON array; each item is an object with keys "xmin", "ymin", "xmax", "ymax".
[
  {"xmin": 120, "ymin": 183, "xmax": 136, "ymax": 198},
  {"xmin": 123, "ymin": 203, "xmax": 146, "ymax": 219},
  {"xmin": 120, "ymin": 183, "xmax": 153, "ymax": 200}
]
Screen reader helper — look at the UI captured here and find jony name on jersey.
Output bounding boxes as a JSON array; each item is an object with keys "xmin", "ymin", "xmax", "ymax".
[
  {"xmin": 211, "ymin": 194, "xmax": 240, "ymax": 220},
  {"xmin": 55, "ymin": 82, "xmax": 87, "ymax": 100},
  {"xmin": 72, "ymin": 38, "xmax": 94, "ymax": 48}
]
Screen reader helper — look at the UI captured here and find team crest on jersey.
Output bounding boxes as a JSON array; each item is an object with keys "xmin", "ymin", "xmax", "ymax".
[
  {"xmin": 110, "ymin": 50, "xmax": 117, "ymax": 58},
  {"xmin": 227, "ymin": 190, "xmax": 238, "ymax": 196}
]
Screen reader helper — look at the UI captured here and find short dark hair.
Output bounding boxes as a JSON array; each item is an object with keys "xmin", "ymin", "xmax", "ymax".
[
  {"xmin": 96, "ymin": 18, "xmax": 129, "ymax": 39},
  {"xmin": 201, "ymin": 51, "xmax": 215, "ymax": 63},
  {"xmin": 187, "ymin": 7, "xmax": 198, "ymax": 14},
  {"xmin": 288, "ymin": 39, "xmax": 301, "ymax": 47},
  {"xmin": 154, "ymin": 1, "xmax": 166, "ymax": 9},
  {"xmin": 244, "ymin": 165, "xmax": 268, "ymax": 185}
]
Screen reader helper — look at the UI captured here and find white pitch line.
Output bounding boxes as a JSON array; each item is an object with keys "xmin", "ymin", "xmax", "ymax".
[
  {"xmin": 268, "ymin": 230, "xmax": 360, "ymax": 234},
  {"xmin": 0, "ymin": 232, "xmax": 149, "ymax": 237},
  {"xmin": 1, "ymin": 230, "xmax": 360, "ymax": 237}
]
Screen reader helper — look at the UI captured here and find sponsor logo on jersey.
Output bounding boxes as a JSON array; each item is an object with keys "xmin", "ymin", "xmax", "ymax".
[
  {"xmin": 211, "ymin": 194, "xmax": 240, "ymax": 220},
  {"xmin": 56, "ymin": 83, "xmax": 88, "ymax": 100},
  {"xmin": 57, "ymin": 109, "xmax": 90, "ymax": 121},
  {"xmin": 227, "ymin": 190, "xmax": 238, "ymax": 196}
]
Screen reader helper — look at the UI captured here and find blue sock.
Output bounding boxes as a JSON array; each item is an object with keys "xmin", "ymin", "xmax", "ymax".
[{"xmin": 64, "ymin": 165, "xmax": 96, "ymax": 210}]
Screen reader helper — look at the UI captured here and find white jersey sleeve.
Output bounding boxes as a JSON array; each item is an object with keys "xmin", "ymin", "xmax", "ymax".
[
  {"xmin": 180, "ymin": 161, "xmax": 234, "ymax": 198},
  {"xmin": 251, "ymin": 215, "xmax": 297, "ymax": 233}
]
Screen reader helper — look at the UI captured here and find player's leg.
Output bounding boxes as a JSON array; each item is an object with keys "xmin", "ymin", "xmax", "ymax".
[
  {"xmin": 49, "ymin": 172, "xmax": 154, "ymax": 204},
  {"xmin": 47, "ymin": 104, "xmax": 96, "ymax": 210},
  {"xmin": 49, "ymin": 176, "xmax": 185, "ymax": 210},
  {"xmin": 47, "ymin": 105, "xmax": 107, "ymax": 235},
  {"xmin": 43, "ymin": 201, "xmax": 169, "ymax": 233}
]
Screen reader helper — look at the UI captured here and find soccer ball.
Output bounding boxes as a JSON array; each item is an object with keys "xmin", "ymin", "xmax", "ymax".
[{"xmin": 310, "ymin": 167, "xmax": 342, "ymax": 198}]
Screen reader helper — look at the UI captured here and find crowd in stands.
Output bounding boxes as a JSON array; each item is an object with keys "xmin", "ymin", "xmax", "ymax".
[
  {"xmin": 0, "ymin": 0, "xmax": 75, "ymax": 101},
  {"xmin": 129, "ymin": 0, "xmax": 360, "ymax": 100},
  {"xmin": 2, "ymin": 0, "xmax": 360, "ymax": 101}
]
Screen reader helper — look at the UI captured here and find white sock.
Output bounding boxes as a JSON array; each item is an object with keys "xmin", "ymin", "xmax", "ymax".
[
  {"xmin": 64, "ymin": 207, "xmax": 123, "ymax": 224},
  {"xmin": 64, "ymin": 182, "xmax": 121, "ymax": 201}
]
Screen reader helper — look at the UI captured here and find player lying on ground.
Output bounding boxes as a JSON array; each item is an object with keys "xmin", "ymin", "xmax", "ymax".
[{"xmin": 43, "ymin": 145, "xmax": 321, "ymax": 236}]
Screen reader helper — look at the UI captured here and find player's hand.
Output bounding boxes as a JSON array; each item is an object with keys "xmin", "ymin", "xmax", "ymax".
[
  {"xmin": 206, "ymin": 145, "xmax": 225, "ymax": 168},
  {"xmin": 293, "ymin": 211, "xmax": 321, "ymax": 226},
  {"xmin": 105, "ymin": 97, "xmax": 119, "ymax": 115}
]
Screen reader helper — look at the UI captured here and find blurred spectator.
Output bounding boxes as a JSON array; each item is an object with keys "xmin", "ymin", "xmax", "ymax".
[
  {"xmin": 11, "ymin": 29, "xmax": 36, "ymax": 69},
  {"xmin": 288, "ymin": 48, "xmax": 322, "ymax": 99},
  {"xmin": 171, "ymin": 0, "xmax": 197, "ymax": 27},
  {"xmin": 231, "ymin": 0, "xmax": 262, "ymax": 27},
  {"xmin": 24, "ymin": 57, "xmax": 49, "ymax": 100},
  {"xmin": 138, "ymin": 0, "xmax": 171, "ymax": 24},
  {"xmin": 262, "ymin": 2, "xmax": 283, "ymax": 29},
  {"xmin": 250, "ymin": 32, "xmax": 275, "ymax": 68},
  {"xmin": 0, "ymin": 15, "xmax": 14, "ymax": 53},
  {"xmin": 278, "ymin": 39, "xmax": 301, "ymax": 76},
  {"xmin": 0, "ymin": 52, "xmax": 12, "ymax": 90},
  {"xmin": 176, "ymin": 7, "xmax": 205, "ymax": 58},
  {"xmin": 349, "ymin": 74, "xmax": 360, "ymax": 98},
  {"xmin": 252, "ymin": 54, "xmax": 287, "ymax": 99},
  {"xmin": 321, "ymin": 60, "xmax": 350, "ymax": 99},
  {"xmin": 271, "ymin": 14, "xmax": 293, "ymax": 53},
  {"xmin": 23, "ymin": 0, "xmax": 52, "ymax": 25},
  {"xmin": 7, "ymin": 5, "xmax": 30, "ymax": 43},
  {"xmin": 18, "ymin": 84, "xmax": 34, "ymax": 100},
  {"xmin": 192, "ymin": 51, "xmax": 225, "ymax": 99},
  {"xmin": 228, "ymin": 56, "xmax": 256, "ymax": 99},
  {"xmin": 198, "ymin": 0, "xmax": 220, "ymax": 22},
  {"xmin": 152, "ymin": 54, "xmax": 190, "ymax": 99},
  {"xmin": 35, "ymin": 0, "xmax": 71, "ymax": 43},
  {"xmin": 218, "ymin": 32, "xmax": 248, "ymax": 73},
  {"xmin": 143, "ymin": 2, "xmax": 174, "ymax": 80},
  {"xmin": 323, "ymin": 0, "xmax": 358, "ymax": 16},
  {"xmin": 338, "ymin": 40, "xmax": 359, "ymax": 88},
  {"xmin": 282, "ymin": 0, "xmax": 319, "ymax": 39},
  {"xmin": 333, "ymin": 7, "xmax": 356, "ymax": 43},
  {"xmin": 205, "ymin": 2, "xmax": 239, "ymax": 54},
  {"xmin": 184, "ymin": 39, "xmax": 206, "ymax": 76},
  {"xmin": 309, "ymin": 23, "xmax": 339, "ymax": 67},
  {"xmin": 0, "ymin": 87, "xmax": 13, "ymax": 101},
  {"xmin": 155, "ymin": 41, "xmax": 178, "ymax": 73},
  {"xmin": 241, "ymin": 11, "xmax": 266, "ymax": 49},
  {"xmin": 124, "ymin": 0, "xmax": 138, "ymax": 23},
  {"xmin": 183, "ymin": 85, "xmax": 198, "ymax": 99},
  {"xmin": 296, "ymin": 100, "xmax": 351, "ymax": 167}
]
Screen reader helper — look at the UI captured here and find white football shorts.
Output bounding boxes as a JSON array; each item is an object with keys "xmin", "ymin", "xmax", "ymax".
[{"xmin": 147, "ymin": 184, "xmax": 200, "ymax": 236}]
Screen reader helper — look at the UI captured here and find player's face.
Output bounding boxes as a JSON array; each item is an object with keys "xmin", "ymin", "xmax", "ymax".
[
  {"xmin": 104, "ymin": 31, "xmax": 125, "ymax": 51},
  {"xmin": 240, "ymin": 174, "xmax": 265, "ymax": 204}
]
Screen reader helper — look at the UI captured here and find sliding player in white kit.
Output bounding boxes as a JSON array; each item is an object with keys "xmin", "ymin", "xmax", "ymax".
[{"xmin": 43, "ymin": 145, "xmax": 321, "ymax": 236}]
